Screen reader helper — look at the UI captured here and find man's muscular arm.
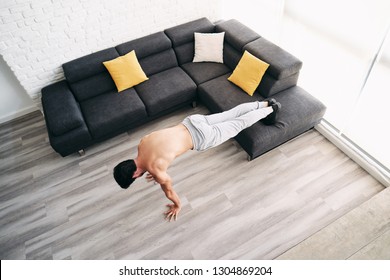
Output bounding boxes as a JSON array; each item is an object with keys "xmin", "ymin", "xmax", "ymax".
[
  {"xmin": 150, "ymin": 163, "xmax": 181, "ymax": 221},
  {"xmin": 159, "ymin": 175, "xmax": 182, "ymax": 221}
]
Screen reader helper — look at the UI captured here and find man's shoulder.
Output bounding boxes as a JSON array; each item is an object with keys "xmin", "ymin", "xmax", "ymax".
[{"xmin": 150, "ymin": 157, "xmax": 169, "ymax": 172}]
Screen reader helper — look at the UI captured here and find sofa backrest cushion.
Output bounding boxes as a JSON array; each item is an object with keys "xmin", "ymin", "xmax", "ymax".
[
  {"xmin": 244, "ymin": 38, "xmax": 303, "ymax": 97},
  {"xmin": 103, "ymin": 50, "xmax": 149, "ymax": 92},
  {"xmin": 216, "ymin": 19, "xmax": 260, "ymax": 51},
  {"xmin": 245, "ymin": 38, "xmax": 303, "ymax": 80},
  {"xmin": 116, "ymin": 32, "xmax": 177, "ymax": 76},
  {"xmin": 215, "ymin": 19, "xmax": 261, "ymax": 70},
  {"xmin": 164, "ymin": 17, "xmax": 215, "ymax": 65},
  {"xmin": 63, "ymin": 48, "xmax": 119, "ymax": 102}
]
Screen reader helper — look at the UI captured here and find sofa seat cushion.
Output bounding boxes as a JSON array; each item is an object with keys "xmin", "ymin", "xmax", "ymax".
[
  {"xmin": 198, "ymin": 74, "xmax": 264, "ymax": 111},
  {"xmin": 135, "ymin": 67, "xmax": 197, "ymax": 116},
  {"xmin": 181, "ymin": 62, "xmax": 230, "ymax": 85},
  {"xmin": 80, "ymin": 88, "xmax": 147, "ymax": 139},
  {"xmin": 270, "ymin": 86, "xmax": 327, "ymax": 133}
]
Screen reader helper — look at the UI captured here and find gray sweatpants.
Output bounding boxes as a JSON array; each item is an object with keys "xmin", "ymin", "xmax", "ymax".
[{"xmin": 182, "ymin": 101, "xmax": 273, "ymax": 151}]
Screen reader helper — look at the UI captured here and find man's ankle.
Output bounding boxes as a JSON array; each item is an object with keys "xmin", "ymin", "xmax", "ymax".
[
  {"xmin": 265, "ymin": 98, "xmax": 276, "ymax": 107},
  {"xmin": 261, "ymin": 101, "xmax": 281, "ymax": 125}
]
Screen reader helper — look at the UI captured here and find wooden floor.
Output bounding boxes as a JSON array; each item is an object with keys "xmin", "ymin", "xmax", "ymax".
[{"xmin": 0, "ymin": 105, "xmax": 385, "ymax": 260}]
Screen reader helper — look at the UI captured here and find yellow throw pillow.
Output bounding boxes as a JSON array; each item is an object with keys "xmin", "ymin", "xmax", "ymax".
[
  {"xmin": 103, "ymin": 50, "xmax": 148, "ymax": 92},
  {"xmin": 228, "ymin": 50, "xmax": 269, "ymax": 96}
]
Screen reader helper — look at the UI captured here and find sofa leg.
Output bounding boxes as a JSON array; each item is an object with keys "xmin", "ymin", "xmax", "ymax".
[
  {"xmin": 192, "ymin": 101, "xmax": 197, "ymax": 108},
  {"xmin": 78, "ymin": 149, "xmax": 85, "ymax": 156},
  {"xmin": 247, "ymin": 154, "xmax": 252, "ymax": 161}
]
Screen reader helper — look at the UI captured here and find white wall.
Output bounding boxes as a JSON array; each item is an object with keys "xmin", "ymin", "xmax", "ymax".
[
  {"xmin": 219, "ymin": 0, "xmax": 285, "ymax": 43},
  {"xmin": 0, "ymin": 0, "xmax": 220, "ymax": 102},
  {"xmin": 0, "ymin": 55, "xmax": 37, "ymax": 124},
  {"xmin": 0, "ymin": 0, "xmax": 221, "ymax": 123},
  {"xmin": 284, "ymin": 0, "xmax": 390, "ymax": 55}
]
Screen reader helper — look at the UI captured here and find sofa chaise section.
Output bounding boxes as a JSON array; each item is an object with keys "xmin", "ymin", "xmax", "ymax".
[
  {"xmin": 198, "ymin": 77, "xmax": 326, "ymax": 160},
  {"xmin": 236, "ymin": 87, "xmax": 327, "ymax": 160}
]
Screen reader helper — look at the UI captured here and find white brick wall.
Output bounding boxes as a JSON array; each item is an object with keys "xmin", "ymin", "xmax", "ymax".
[{"xmin": 0, "ymin": 0, "xmax": 221, "ymax": 102}]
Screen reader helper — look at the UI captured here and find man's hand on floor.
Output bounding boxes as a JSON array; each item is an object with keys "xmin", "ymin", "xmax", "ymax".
[{"xmin": 164, "ymin": 204, "xmax": 181, "ymax": 222}]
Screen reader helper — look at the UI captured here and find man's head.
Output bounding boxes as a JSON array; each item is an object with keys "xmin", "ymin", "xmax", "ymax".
[{"xmin": 113, "ymin": 159, "xmax": 137, "ymax": 189}]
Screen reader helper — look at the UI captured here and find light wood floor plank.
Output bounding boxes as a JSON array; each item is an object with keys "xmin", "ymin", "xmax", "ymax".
[
  {"xmin": 278, "ymin": 187, "xmax": 390, "ymax": 260},
  {"xmin": 0, "ymin": 105, "xmax": 385, "ymax": 259}
]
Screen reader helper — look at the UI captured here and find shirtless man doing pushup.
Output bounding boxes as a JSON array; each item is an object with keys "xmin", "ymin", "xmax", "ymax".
[{"xmin": 113, "ymin": 99, "xmax": 281, "ymax": 221}]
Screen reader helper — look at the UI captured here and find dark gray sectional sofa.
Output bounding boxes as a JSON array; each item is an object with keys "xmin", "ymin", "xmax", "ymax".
[{"xmin": 41, "ymin": 17, "xmax": 326, "ymax": 160}]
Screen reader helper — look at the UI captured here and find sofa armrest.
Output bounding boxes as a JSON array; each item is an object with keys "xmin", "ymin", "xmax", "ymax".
[
  {"xmin": 41, "ymin": 80, "xmax": 85, "ymax": 136},
  {"xmin": 245, "ymin": 37, "xmax": 302, "ymax": 79}
]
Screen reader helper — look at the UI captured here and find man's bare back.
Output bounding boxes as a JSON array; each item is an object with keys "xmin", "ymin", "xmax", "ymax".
[
  {"xmin": 132, "ymin": 124, "xmax": 193, "ymax": 221},
  {"xmin": 137, "ymin": 124, "xmax": 193, "ymax": 172}
]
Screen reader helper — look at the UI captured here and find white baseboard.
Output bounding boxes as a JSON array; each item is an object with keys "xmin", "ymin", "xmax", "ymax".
[
  {"xmin": 315, "ymin": 122, "xmax": 389, "ymax": 188},
  {"xmin": 0, "ymin": 105, "xmax": 40, "ymax": 125}
]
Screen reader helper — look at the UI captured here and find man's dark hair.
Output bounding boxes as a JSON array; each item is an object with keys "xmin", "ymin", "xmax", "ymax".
[{"xmin": 113, "ymin": 159, "xmax": 137, "ymax": 189}]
